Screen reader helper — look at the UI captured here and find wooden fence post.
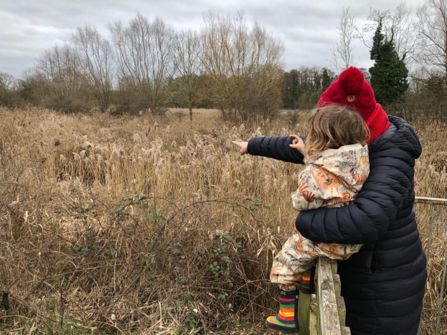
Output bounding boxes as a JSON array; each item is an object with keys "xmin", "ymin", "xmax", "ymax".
[
  {"xmin": 297, "ymin": 258, "xmax": 351, "ymax": 334},
  {"xmin": 317, "ymin": 259, "xmax": 342, "ymax": 335},
  {"xmin": 298, "ymin": 292, "xmax": 311, "ymax": 335}
]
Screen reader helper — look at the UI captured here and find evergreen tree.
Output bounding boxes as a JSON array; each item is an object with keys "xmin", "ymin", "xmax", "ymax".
[
  {"xmin": 370, "ymin": 18, "xmax": 385, "ymax": 62},
  {"xmin": 322, "ymin": 68, "xmax": 332, "ymax": 90},
  {"xmin": 369, "ymin": 18, "xmax": 409, "ymax": 105}
]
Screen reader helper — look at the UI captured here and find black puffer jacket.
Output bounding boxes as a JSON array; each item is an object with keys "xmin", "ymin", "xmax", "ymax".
[{"xmin": 248, "ymin": 116, "xmax": 427, "ymax": 335}]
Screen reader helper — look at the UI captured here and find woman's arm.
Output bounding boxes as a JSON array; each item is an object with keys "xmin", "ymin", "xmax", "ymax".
[
  {"xmin": 295, "ymin": 149, "xmax": 413, "ymax": 244},
  {"xmin": 247, "ymin": 136, "xmax": 305, "ymax": 164}
]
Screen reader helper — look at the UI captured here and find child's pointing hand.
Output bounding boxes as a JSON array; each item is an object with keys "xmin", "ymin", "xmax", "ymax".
[
  {"xmin": 231, "ymin": 141, "xmax": 248, "ymax": 155},
  {"xmin": 289, "ymin": 135, "xmax": 305, "ymax": 155}
]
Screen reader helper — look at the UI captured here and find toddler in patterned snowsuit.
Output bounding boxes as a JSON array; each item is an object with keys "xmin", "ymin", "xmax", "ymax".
[{"xmin": 265, "ymin": 105, "xmax": 370, "ymax": 333}]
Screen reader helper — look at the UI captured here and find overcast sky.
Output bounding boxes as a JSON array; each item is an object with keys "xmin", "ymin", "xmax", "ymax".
[{"xmin": 0, "ymin": 0, "xmax": 424, "ymax": 78}]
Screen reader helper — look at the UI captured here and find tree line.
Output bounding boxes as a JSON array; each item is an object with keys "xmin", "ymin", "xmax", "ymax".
[
  {"xmin": 0, "ymin": 12, "xmax": 286, "ymax": 120},
  {"xmin": 1, "ymin": 0, "xmax": 447, "ymax": 119}
]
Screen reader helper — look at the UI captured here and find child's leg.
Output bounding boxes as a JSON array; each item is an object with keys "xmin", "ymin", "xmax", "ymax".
[
  {"xmin": 265, "ymin": 230, "xmax": 316, "ymax": 333},
  {"xmin": 270, "ymin": 230, "xmax": 316, "ymax": 291}
]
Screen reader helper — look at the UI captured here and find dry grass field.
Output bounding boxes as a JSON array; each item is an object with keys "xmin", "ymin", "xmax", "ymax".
[{"xmin": 0, "ymin": 107, "xmax": 446, "ymax": 334}]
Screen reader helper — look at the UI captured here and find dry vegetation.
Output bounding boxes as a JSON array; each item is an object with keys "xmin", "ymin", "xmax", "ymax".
[{"xmin": 0, "ymin": 107, "xmax": 446, "ymax": 334}]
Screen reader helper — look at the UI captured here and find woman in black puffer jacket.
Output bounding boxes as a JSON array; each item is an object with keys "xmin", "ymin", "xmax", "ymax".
[{"xmin": 235, "ymin": 68, "xmax": 426, "ymax": 335}]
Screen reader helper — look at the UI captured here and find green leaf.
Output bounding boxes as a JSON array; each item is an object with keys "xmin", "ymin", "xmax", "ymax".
[
  {"xmin": 114, "ymin": 205, "xmax": 125, "ymax": 213},
  {"xmin": 72, "ymin": 245, "xmax": 82, "ymax": 252},
  {"xmin": 217, "ymin": 292, "xmax": 228, "ymax": 300}
]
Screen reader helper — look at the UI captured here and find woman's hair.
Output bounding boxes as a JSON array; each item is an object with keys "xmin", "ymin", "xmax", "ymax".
[{"xmin": 305, "ymin": 105, "xmax": 370, "ymax": 158}]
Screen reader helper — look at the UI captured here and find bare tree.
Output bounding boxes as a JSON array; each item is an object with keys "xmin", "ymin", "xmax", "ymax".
[
  {"xmin": 0, "ymin": 73, "xmax": 15, "ymax": 90},
  {"xmin": 415, "ymin": 0, "xmax": 447, "ymax": 80},
  {"xmin": 201, "ymin": 12, "xmax": 284, "ymax": 120},
  {"xmin": 358, "ymin": 3, "xmax": 415, "ymax": 63},
  {"xmin": 331, "ymin": 7, "xmax": 357, "ymax": 73},
  {"xmin": 0, "ymin": 73, "xmax": 17, "ymax": 107},
  {"xmin": 36, "ymin": 44, "xmax": 85, "ymax": 102},
  {"xmin": 390, "ymin": 3, "xmax": 416, "ymax": 61},
  {"xmin": 110, "ymin": 13, "xmax": 176, "ymax": 113},
  {"xmin": 173, "ymin": 29, "xmax": 202, "ymax": 121},
  {"xmin": 200, "ymin": 12, "xmax": 232, "ymax": 117},
  {"xmin": 73, "ymin": 26, "xmax": 114, "ymax": 111},
  {"xmin": 16, "ymin": 69, "xmax": 49, "ymax": 106}
]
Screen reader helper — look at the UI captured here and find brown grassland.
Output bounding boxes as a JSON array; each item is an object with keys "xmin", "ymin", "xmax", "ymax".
[{"xmin": 0, "ymin": 107, "xmax": 446, "ymax": 334}]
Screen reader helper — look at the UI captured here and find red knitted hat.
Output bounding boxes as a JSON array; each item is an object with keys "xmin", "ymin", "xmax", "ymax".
[{"xmin": 318, "ymin": 67, "xmax": 389, "ymax": 142}]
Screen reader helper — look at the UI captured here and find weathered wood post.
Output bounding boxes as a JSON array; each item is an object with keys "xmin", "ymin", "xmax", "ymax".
[
  {"xmin": 317, "ymin": 258, "xmax": 342, "ymax": 335},
  {"xmin": 302, "ymin": 258, "xmax": 350, "ymax": 335},
  {"xmin": 298, "ymin": 291, "xmax": 311, "ymax": 335}
]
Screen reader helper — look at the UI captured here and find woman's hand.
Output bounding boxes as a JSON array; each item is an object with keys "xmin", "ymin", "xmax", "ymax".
[
  {"xmin": 231, "ymin": 141, "xmax": 248, "ymax": 155},
  {"xmin": 289, "ymin": 135, "xmax": 306, "ymax": 155}
]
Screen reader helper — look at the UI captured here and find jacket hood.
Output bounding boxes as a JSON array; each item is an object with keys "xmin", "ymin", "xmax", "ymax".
[
  {"xmin": 370, "ymin": 116, "xmax": 422, "ymax": 159},
  {"xmin": 305, "ymin": 143, "xmax": 370, "ymax": 187}
]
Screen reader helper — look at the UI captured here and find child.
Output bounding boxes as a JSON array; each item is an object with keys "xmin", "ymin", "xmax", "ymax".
[
  {"xmin": 233, "ymin": 104, "xmax": 370, "ymax": 333},
  {"xmin": 264, "ymin": 105, "xmax": 370, "ymax": 333}
]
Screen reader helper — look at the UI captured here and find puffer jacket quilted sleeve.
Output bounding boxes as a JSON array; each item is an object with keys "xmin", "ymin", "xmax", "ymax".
[{"xmin": 247, "ymin": 136, "xmax": 305, "ymax": 164}]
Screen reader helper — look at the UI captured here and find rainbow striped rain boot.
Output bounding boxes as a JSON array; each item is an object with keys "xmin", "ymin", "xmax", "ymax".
[
  {"xmin": 300, "ymin": 267, "xmax": 316, "ymax": 294},
  {"xmin": 265, "ymin": 289, "xmax": 299, "ymax": 333}
]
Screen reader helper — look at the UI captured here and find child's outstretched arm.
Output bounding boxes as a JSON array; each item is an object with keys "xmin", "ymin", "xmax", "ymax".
[{"xmin": 232, "ymin": 136, "xmax": 305, "ymax": 164}]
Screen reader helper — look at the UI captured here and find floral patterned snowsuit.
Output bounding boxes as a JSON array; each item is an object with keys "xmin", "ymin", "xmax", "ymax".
[{"xmin": 270, "ymin": 143, "xmax": 370, "ymax": 290}]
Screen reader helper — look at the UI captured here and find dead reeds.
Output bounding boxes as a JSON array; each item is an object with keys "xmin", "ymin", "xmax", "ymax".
[{"xmin": 0, "ymin": 107, "xmax": 445, "ymax": 334}]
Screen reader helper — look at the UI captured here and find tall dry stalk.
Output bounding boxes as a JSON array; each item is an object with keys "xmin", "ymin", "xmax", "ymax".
[{"xmin": 0, "ymin": 107, "xmax": 445, "ymax": 334}]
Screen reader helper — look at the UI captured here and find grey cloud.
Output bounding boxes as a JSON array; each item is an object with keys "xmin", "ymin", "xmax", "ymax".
[{"xmin": 0, "ymin": 0, "xmax": 423, "ymax": 78}]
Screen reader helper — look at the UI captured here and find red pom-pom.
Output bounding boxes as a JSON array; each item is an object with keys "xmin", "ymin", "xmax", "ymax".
[{"xmin": 338, "ymin": 67, "xmax": 364, "ymax": 95}]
